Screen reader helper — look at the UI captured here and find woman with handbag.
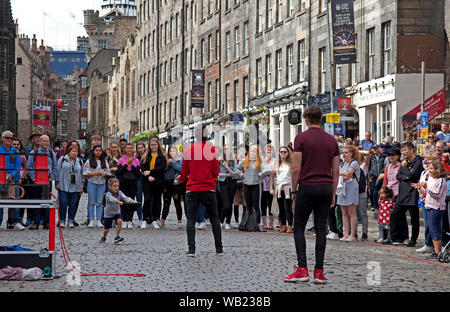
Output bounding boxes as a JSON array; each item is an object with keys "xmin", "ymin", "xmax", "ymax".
[
  {"xmin": 140, "ymin": 137, "xmax": 167, "ymax": 229},
  {"xmin": 235, "ymin": 144, "xmax": 262, "ymax": 232},
  {"xmin": 116, "ymin": 143, "xmax": 141, "ymax": 229},
  {"xmin": 270, "ymin": 147, "xmax": 294, "ymax": 233}
]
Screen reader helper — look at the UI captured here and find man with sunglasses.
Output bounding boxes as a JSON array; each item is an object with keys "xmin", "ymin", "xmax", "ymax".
[{"xmin": 0, "ymin": 131, "xmax": 24, "ymax": 230}]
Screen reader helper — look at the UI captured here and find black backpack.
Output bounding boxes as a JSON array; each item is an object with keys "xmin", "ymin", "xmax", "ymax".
[{"xmin": 352, "ymin": 160, "xmax": 366, "ymax": 194}]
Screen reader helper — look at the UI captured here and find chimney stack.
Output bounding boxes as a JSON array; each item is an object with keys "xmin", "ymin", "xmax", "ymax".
[{"xmin": 31, "ymin": 34, "xmax": 37, "ymax": 52}]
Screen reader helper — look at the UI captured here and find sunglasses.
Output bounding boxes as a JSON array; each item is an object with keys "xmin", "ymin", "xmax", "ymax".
[
  {"xmin": 3, "ymin": 137, "xmax": 13, "ymax": 140},
  {"xmin": 280, "ymin": 151, "xmax": 288, "ymax": 154}
]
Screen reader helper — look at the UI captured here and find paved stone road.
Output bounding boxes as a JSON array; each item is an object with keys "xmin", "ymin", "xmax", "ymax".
[{"xmin": 0, "ymin": 193, "xmax": 448, "ymax": 292}]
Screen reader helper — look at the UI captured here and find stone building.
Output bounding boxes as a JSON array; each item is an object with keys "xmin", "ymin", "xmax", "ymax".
[
  {"xmin": 78, "ymin": 71, "xmax": 88, "ymax": 145},
  {"xmin": 86, "ymin": 49, "xmax": 118, "ymax": 145},
  {"xmin": 0, "ymin": 0, "xmax": 17, "ymax": 134},
  {"xmin": 107, "ymin": 34, "xmax": 138, "ymax": 145},
  {"xmin": 15, "ymin": 34, "xmax": 46, "ymax": 144},
  {"xmin": 83, "ymin": 9, "xmax": 137, "ymax": 61}
]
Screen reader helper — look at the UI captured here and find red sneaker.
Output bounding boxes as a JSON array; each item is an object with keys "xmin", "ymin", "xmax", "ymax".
[
  {"xmin": 313, "ymin": 269, "xmax": 327, "ymax": 284},
  {"xmin": 283, "ymin": 266, "xmax": 309, "ymax": 282}
]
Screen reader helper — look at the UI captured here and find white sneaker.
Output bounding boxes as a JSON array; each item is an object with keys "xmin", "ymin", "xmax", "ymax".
[
  {"xmin": 138, "ymin": 220, "xmax": 142, "ymax": 227},
  {"xmin": 177, "ymin": 222, "xmax": 183, "ymax": 228},
  {"xmin": 140, "ymin": 221, "xmax": 147, "ymax": 229},
  {"xmin": 225, "ymin": 223, "xmax": 231, "ymax": 230},
  {"xmin": 326, "ymin": 232, "xmax": 339, "ymax": 239},
  {"xmin": 96, "ymin": 220, "xmax": 103, "ymax": 228},
  {"xmin": 195, "ymin": 222, "xmax": 199, "ymax": 229},
  {"xmin": 59, "ymin": 222, "xmax": 65, "ymax": 228},
  {"xmin": 198, "ymin": 222, "xmax": 206, "ymax": 230},
  {"xmin": 14, "ymin": 223, "xmax": 25, "ymax": 230},
  {"xmin": 156, "ymin": 220, "xmax": 161, "ymax": 227},
  {"xmin": 68, "ymin": 222, "xmax": 74, "ymax": 228},
  {"xmin": 152, "ymin": 221, "xmax": 160, "ymax": 229},
  {"xmin": 88, "ymin": 220, "xmax": 95, "ymax": 228},
  {"xmin": 220, "ymin": 223, "xmax": 224, "ymax": 229},
  {"xmin": 416, "ymin": 245, "xmax": 433, "ymax": 253},
  {"xmin": 127, "ymin": 222, "xmax": 133, "ymax": 229},
  {"xmin": 122, "ymin": 221, "xmax": 128, "ymax": 229}
]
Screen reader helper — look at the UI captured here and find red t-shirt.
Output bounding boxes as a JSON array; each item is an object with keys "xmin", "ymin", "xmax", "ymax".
[
  {"xmin": 178, "ymin": 141, "xmax": 220, "ymax": 191},
  {"xmin": 294, "ymin": 127, "xmax": 339, "ymax": 186}
]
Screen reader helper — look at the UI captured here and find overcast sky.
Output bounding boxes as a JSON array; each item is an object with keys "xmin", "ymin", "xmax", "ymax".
[{"xmin": 11, "ymin": 0, "xmax": 101, "ymax": 50}]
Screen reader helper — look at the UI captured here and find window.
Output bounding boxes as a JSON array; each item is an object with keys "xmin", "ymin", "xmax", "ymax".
[
  {"xmin": 80, "ymin": 118, "xmax": 87, "ymax": 130},
  {"xmin": 164, "ymin": 61, "xmax": 167, "ymax": 85},
  {"xmin": 98, "ymin": 40, "xmax": 107, "ymax": 50},
  {"xmin": 287, "ymin": 0, "xmax": 294, "ymax": 17},
  {"xmin": 243, "ymin": 21, "xmax": 249, "ymax": 54},
  {"xmin": 336, "ymin": 65, "xmax": 342, "ymax": 89},
  {"xmin": 81, "ymin": 97, "xmax": 87, "ymax": 109},
  {"xmin": 175, "ymin": 55, "xmax": 179, "ymax": 80},
  {"xmin": 243, "ymin": 76, "xmax": 249, "ymax": 107},
  {"xmin": 215, "ymin": 30, "xmax": 220, "ymax": 61},
  {"xmin": 208, "ymin": 34, "xmax": 213, "ymax": 64},
  {"xmin": 143, "ymin": 36, "xmax": 147, "ymax": 58},
  {"xmin": 60, "ymin": 120, "xmax": 68, "ymax": 136},
  {"xmin": 234, "ymin": 26, "xmax": 240, "ymax": 59},
  {"xmin": 276, "ymin": 0, "xmax": 283, "ymax": 23},
  {"xmin": 266, "ymin": 54, "xmax": 272, "ymax": 92},
  {"xmin": 175, "ymin": 97, "xmax": 178, "ymax": 119},
  {"xmin": 152, "ymin": 67, "xmax": 156, "ymax": 90},
  {"xmin": 276, "ymin": 49, "xmax": 282, "ymax": 89},
  {"xmin": 208, "ymin": 82, "xmax": 213, "ymax": 112},
  {"xmin": 257, "ymin": 0, "xmax": 263, "ymax": 33},
  {"xmin": 298, "ymin": 0, "xmax": 306, "ymax": 11},
  {"xmin": 351, "ymin": 62, "xmax": 357, "ymax": 85},
  {"xmin": 267, "ymin": 0, "xmax": 273, "ymax": 29},
  {"xmin": 287, "ymin": 44, "xmax": 294, "ymax": 85},
  {"xmin": 165, "ymin": 21, "xmax": 168, "ymax": 45},
  {"xmin": 170, "ymin": 16, "xmax": 173, "ymax": 42},
  {"xmin": 319, "ymin": 47, "xmax": 326, "ymax": 93},
  {"xmin": 383, "ymin": 22, "xmax": 391, "ymax": 76},
  {"xmin": 381, "ymin": 103, "xmax": 392, "ymax": 138},
  {"xmin": 256, "ymin": 58, "xmax": 262, "ymax": 95},
  {"xmin": 225, "ymin": 83, "xmax": 231, "ymax": 114},
  {"xmin": 170, "ymin": 58, "xmax": 173, "ymax": 82},
  {"xmin": 152, "ymin": 30, "xmax": 155, "ymax": 52},
  {"xmin": 233, "ymin": 80, "xmax": 239, "ymax": 111},
  {"xmin": 225, "ymin": 0, "xmax": 230, "ymax": 11},
  {"xmin": 200, "ymin": 38, "xmax": 205, "ymax": 67},
  {"xmin": 225, "ymin": 31, "xmax": 230, "ymax": 62},
  {"xmin": 367, "ymin": 28, "xmax": 375, "ymax": 80},
  {"xmin": 215, "ymin": 79, "xmax": 220, "ymax": 110},
  {"xmin": 320, "ymin": 0, "xmax": 327, "ymax": 13},
  {"xmin": 143, "ymin": 74, "xmax": 146, "ymax": 96},
  {"xmin": 17, "ymin": 57, "xmax": 23, "ymax": 65},
  {"xmin": 298, "ymin": 40, "xmax": 305, "ymax": 81},
  {"xmin": 176, "ymin": 13, "xmax": 179, "ymax": 38}
]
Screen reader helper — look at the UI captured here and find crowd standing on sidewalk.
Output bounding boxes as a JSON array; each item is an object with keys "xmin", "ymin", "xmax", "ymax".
[{"xmin": 0, "ymin": 116, "xmax": 449, "ymax": 279}]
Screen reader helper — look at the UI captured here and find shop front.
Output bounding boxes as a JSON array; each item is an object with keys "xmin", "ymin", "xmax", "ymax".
[{"xmin": 354, "ymin": 73, "xmax": 444, "ymax": 143}]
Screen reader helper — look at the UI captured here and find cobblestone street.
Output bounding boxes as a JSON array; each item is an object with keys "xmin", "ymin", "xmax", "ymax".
[{"xmin": 0, "ymin": 193, "xmax": 448, "ymax": 292}]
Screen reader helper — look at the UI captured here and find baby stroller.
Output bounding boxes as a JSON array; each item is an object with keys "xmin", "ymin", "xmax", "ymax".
[{"xmin": 438, "ymin": 200, "xmax": 450, "ymax": 263}]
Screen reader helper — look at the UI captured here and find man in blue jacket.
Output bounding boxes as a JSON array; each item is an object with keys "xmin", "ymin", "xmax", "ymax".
[{"xmin": 0, "ymin": 131, "xmax": 24, "ymax": 230}]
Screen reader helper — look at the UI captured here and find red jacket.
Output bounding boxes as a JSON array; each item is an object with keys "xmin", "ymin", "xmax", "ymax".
[{"xmin": 178, "ymin": 141, "xmax": 219, "ymax": 191}]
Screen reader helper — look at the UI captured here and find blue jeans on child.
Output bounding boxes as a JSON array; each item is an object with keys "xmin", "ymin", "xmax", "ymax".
[
  {"xmin": 427, "ymin": 208, "xmax": 445, "ymax": 241},
  {"xmin": 86, "ymin": 182, "xmax": 106, "ymax": 220}
]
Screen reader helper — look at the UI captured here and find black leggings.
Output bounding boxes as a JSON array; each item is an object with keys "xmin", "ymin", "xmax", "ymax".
[
  {"xmin": 277, "ymin": 190, "xmax": 293, "ymax": 226},
  {"xmin": 261, "ymin": 191, "xmax": 273, "ymax": 217},
  {"xmin": 162, "ymin": 179, "xmax": 183, "ymax": 221},
  {"xmin": 119, "ymin": 180, "xmax": 137, "ymax": 222},
  {"xmin": 143, "ymin": 181, "xmax": 162, "ymax": 222},
  {"xmin": 243, "ymin": 184, "xmax": 261, "ymax": 223},
  {"xmin": 219, "ymin": 180, "xmax": 237, "ymax": 224}
]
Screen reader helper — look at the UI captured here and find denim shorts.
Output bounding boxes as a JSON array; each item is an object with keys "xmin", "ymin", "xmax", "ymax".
[
  {"xmin": 103, "ymin": 214, "xmax": 121, "ymax": 229},
  {"xmin": 426, "ymin": 208, "xmax": 445, "ymax": 241}
]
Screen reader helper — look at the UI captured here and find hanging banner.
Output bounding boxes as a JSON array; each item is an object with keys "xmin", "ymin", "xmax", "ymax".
[
  {"xmin": 331, "ymin": 0, "xmax": 357, "ymax": 64},
  {"xmin": 402, "ymin": 89, "xmax": 446, "ymax": 131},
  {"xmin": 191, "ymin": 70, "xmax": 205, "ymax": 108},
  {"xmin": 33, "ymin": 106, "xmax": 51, "ymax": 127}
]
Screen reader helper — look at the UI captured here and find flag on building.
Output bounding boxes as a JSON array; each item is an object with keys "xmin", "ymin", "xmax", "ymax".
[
  {"xmin": 56, "ymin": 99, "xmax": 64, "ymax": 109},
  {"xmin": 33, "ymin": 106, "xmax": 51, "ymax": 126}
]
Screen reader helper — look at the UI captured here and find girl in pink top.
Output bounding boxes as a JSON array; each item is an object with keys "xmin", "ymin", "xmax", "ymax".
[
  {"xmin": 413, "ymin": 160, "xmax": 448, "ymax": 260},
  {"xmin": 382, "ymin": 148, "xmax": 401, "ymax": 197}
]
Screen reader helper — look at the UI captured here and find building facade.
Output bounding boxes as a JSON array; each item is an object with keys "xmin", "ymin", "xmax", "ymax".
[{"xmin": 0, "ymin": 0, "xmax": 17, "ymax": 134}]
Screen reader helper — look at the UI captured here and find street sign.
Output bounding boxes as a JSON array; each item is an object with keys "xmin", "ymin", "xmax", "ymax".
[{"xmin": 326, "ymin": 113, "xmax": 341, "ymax": 123}]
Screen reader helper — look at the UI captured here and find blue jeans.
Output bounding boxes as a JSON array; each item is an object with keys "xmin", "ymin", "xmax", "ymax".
[
  {"xmin": 59, "ymin": 191, "xmax": 80, "ymax": 223},
  {"xmin": 136, "ymin": 176, "xmax": 143, "ymax": 221},
  {"xmin": 427, "ymin": 208, "xmax": 445, "ymax": 241},
  {"xmin": 369, "ymin": 178, "xmax": 379, "ymax": 209},
  {"xmin": 421, "ymin": 202, "xmax": 433, "ymax": 247},
  {"xmin": 86, "ymin": 182, "xmax": 106, "ymax": 220},
  {"xmin": 197, "ymin": 203, "xmax": 206, "ymax": 223}
]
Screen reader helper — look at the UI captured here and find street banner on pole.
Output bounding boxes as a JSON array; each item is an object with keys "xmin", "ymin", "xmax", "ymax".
[
  {"xmin": 331, "ymin": 0, "xmax": 357, "ymax": 64},
  {"xmin": 33, "ymin": 106, "xmax": 51, "ymax": 126},
  {"xmin": 191, "ymin": 70, "xmax": 205, "ymax": 108}
]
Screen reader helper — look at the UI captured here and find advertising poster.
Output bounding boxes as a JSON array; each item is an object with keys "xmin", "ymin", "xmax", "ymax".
[
  {"xmin": 191, "ymin": 70, "xmax": 205, "ymax": 108},
  {"xmin": 331, "ymin": 0, "xmax": 357, "ymax": 64}
]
